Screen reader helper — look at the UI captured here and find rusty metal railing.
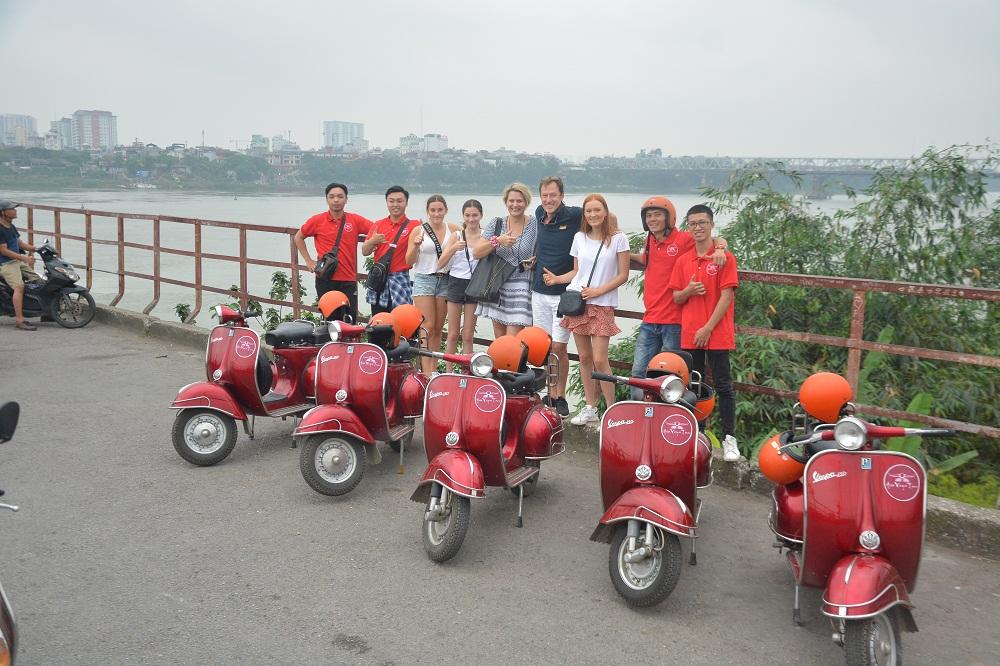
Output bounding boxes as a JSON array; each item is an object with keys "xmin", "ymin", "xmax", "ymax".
[{"xmin": 23, "ymin": 203, "xmax": 1000, "ymax": 438}]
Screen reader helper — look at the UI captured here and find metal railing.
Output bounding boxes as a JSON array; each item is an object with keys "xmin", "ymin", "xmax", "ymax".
[{"xmin": 23, "ymin": 203, "xmax": 1000, "ymax": 438}]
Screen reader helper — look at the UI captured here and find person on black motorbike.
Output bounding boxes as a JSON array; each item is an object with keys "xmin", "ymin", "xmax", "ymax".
[{"xmin": 0, "ymin": 200, "xmax": 40, "ymax": 331}]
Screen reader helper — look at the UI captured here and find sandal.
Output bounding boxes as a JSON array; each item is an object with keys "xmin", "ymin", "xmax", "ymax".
[{"xmin": 15, "ymin": 321, "xmax": 37, "ymax": 331}]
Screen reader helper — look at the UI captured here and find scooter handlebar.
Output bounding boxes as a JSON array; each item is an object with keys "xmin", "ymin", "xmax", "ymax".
[{"xmin": 591, "ymin": 371, "xmax": 622, "ymax": 384}]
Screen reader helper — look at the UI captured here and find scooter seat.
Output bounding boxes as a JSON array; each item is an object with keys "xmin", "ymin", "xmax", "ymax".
[
  {"xmin": 386, "ymin": 339, "xmax": 413, "ymax": 363},
  {"xmin": 264, "ymin": 321, "xmax": 317, "ymax": 348}
]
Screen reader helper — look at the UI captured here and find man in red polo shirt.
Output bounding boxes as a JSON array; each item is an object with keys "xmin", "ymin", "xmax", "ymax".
[
  {"xmin": 295, "ymin": 182, "xmax": 372, "ymax": 322},
  {"xmin": 628, "ymin": 196, "xmax": 727, "ymax": 399},
  {"xmin": 670, "ymin": 203, "xmax": 740, "ymax": 462},
  {"xmin": 362, "ymin": 185, "xmax": 420, "ymax": 315}
]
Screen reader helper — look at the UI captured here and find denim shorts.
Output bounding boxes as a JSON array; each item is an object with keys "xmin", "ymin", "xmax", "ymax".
[
  {"xmin": 446, "ymin": 276, "xmax": 471, "ymax": 304},
  {"xmin": 412, "ymin": 272, "xmax": 449, "ymax": 298}
]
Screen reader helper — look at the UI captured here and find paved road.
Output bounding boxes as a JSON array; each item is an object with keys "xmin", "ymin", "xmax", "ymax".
[{"xmin": 2, "ymin": 320, "xmax": 999, "ymax": 665}]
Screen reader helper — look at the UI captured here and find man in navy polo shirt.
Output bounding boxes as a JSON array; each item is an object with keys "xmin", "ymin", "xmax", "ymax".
[
  {"xmin": 531, "ymin": 176, "xmax": 579, "ymax": 418},
  {"xmin": 0, "ymin": 200, "xmax": 40, "ymax": 331}
]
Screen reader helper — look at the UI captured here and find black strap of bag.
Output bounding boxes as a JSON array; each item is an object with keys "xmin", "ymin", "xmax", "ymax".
[
  {"xmin": 316, "ymin": 215, "xmax": 349, "ymax": 280},
  {"xmin": 373, "ymin": 219, "xmax": 411, "ymax": 300},
  {"xmin": 422, "ymin": 222, "xmax": 443, "ymax": 259},
  {"xmin": 582, "ymin": 237, "xmax": 605, "ymax": 288}
]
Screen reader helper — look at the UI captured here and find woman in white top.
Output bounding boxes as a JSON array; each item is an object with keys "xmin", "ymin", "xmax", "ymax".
[
  {"xmin": 437, "ymin": 199, "xmax": 483, "ymax": 372},
  {"xmin": 406, "ymin": 194, "xmax": 459, "ymax": 376},
  {"xmin": 543, "ymin": 193, "xmax": 630, "ymax": 425}
]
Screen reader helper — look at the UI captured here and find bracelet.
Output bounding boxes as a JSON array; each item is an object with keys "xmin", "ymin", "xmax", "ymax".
[{"xmin": 489, "ymin": 236, "xmax": 500, "ymax": 248}]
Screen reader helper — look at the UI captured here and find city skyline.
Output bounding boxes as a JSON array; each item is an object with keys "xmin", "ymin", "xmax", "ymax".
[{"xmin": 3, "ymin": 1, "xmax": 998, "ymax": 159}]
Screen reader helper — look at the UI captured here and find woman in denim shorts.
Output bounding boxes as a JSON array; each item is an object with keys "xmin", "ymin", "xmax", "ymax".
[
  {"xmin": 406, "ymin": 194, "xmax": 459, "ymax": 375},
  {"xmin": 437, "ymin": 199, "xmax": 483, "ymax": 371}
]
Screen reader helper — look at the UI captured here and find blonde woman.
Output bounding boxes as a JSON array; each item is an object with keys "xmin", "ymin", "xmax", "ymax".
[
  {"xmin": 473, "ymin": 182, "xmax": 537, "ymax": 337},
  {"xmin": 544, "ymin": 194, "xmax": 629, "ymax": 424}
]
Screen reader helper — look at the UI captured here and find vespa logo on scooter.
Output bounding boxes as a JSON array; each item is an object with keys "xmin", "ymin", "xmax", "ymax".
[
  {"xmin": 659, "ymin": 413, "xmax": 693, "ymax": 446},
  {"xmin": 883, "ymin": 463, "xmax": 922, "ymax": 502},
  {"xmin": 607, "ymin": 418, "xmax": 635, "ymax": 429},
  {"xmin": 357, "ymin": 350, "xmax": 384, "ymax": 375},
  {"xmin": 428, "ymin": 390, "xmax": 450, "ymax": 400},
  {"xmin": 473, "ymin": 385, "xmax": 503, "ymax": 413},
  {"xmin": 234, "ymin": 336, "xmax": 257, "ymax": 358},
  {"xmin": 812, "ymin": 470, "xmax": 847, "ymax": 484}
]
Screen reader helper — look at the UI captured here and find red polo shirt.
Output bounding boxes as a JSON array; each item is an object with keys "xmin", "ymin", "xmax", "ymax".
[
  {"xmin": 300, "ymin": 211, "xmax": 372, "ymax": 281},
  {"xmin": 668, "ymin": 247, "xmax": 739, "ymax": 350},
  {"xmin": 371, "ymin": 216, "xmax": 420, "ymax": 273},
  {"xmin": 642, "ymin": 228, "xmax": 695, "ymax": 324}
]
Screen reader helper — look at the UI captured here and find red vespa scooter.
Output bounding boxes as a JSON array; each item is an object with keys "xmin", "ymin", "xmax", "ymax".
[
  {"xmin": 294, "ymin": 305, "xmax": 428, "ymax": 496},
  {"xmin": 410, "ymin": 328, "xmax": 564, "ymax": 562},
  {"xmin": 589, "ymin": 351, "xmax": 715, "ymax": 607},
  {"xmin": 0, "ymin": 402, "xmax": 20, "ymax": 666},
  {"xmin": 170, "ymin": 291, "xmax": 351, "ymax": 466},
  {"xmin": 759, "ymin": 372, "xmax": 956, "ymax": 665}
]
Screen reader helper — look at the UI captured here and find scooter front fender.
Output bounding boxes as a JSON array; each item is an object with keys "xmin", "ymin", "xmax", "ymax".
[
  {"xmin": 171, "ymin": 382, "xmax": 247, "ymax": 421},
  {"xmin": 410, "ymin": 449, "xmax": 486, "ymax": 503},
  {"xmin": 822, "ymin": 554, "xmax": 913, "ymax": 621},
  {"xmin": 589, "ymin": 485, "xmax": 696, "ymax": 543},
  {"xmin": 293, "ymin": 404, "xmax": 374, "ymax": 444}
]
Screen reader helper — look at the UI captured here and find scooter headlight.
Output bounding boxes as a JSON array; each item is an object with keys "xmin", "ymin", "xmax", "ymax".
[
  {"xmin": 834, "ymin": 416, "xmax": 868, "ymax": 451},
  {"xmin": 327, "ymin": 321, "xmax": 341, "ymax": 342},
  {"xmin": 469, "ymin": 352, "xmax": 494, "ymax": 378},
  {"xmin": 54, "ymin": 264, "xmax": 79, "ymax": 280},
  {"xmin": 658, "ymin": 374, "xmax": 685, "ymax": 403}
]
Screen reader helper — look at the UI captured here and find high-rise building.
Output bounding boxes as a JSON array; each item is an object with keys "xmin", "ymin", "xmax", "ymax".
[
  {"xmin": 323, "ymin": 121, "xmax": 365, "ymax": 151},
  {"xmin": 272, "ymin": 135, "xmax": 300, "ymax": 152},
  {"xmin": 0, "ymin": 114, "xmax": 38, "ymax": 146},
  {"xmin": 71, "ymin": 110, "xmax": 117, "ymax": 150},
  {"xmin": 399, "ymin": 133, "xmax": 422, "ymax": 154},
  {"xmin": 423, "ymin": 133, "xmax": 448, "ymax": 152}
]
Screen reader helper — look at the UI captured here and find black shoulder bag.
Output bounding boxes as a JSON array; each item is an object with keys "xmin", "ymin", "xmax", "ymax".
[
  {"xmin": 314, "ymin": 216, "xmax": 349, "ymax": 281},
  {"xmin": 557, "ymin": 237, "xmax": 604, "ymax": 317},
  {"xmin": 364, "ymin": 220, "xmax": 409, "ymax": 295},
  {"xmin": 465, "ymin": 217, "xmax": 516, "ymax": 304}
]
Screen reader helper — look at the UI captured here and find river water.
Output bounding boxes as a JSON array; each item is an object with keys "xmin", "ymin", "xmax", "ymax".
[{"xmin": 8, "ymin": 188, "xmax": 855, "ymax": 347}]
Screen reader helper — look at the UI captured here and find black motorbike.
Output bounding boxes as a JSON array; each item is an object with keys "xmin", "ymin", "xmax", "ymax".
[
  {"xmin": 0, "ymin": 241, "xmax": 95, "ymax": 328},
  {"xmin": 0, "ymin": 401, "xmax": 20, "ymax": 665}
]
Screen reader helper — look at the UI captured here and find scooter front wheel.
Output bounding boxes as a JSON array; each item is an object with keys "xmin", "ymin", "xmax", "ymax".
[
  {"xmin": 300, "ymin": 435, "xmax": 366, "ymax": 496},
  {"xmin": 844, "ymin": 611, "xmax": 902, "ymax": 666},
  {"xmin": 608, "ymin": 523, "xmax": 682, "ymax": 607},
  {"xmin": 50, "ymin": 291, "xmax": 96, "ymax": 328},
  {"xmin": 172, "ymin": 409, "xmax": 238, "ymax": 466},
  {"xmin": 422, "ymin": 485, "xmax": 470, "ymax": 563}
]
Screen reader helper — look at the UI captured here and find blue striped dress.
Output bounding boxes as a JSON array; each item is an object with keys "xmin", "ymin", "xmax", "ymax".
[{"xmin": 475, "ymin": 215, "xmax": 537, "ymax": 327}]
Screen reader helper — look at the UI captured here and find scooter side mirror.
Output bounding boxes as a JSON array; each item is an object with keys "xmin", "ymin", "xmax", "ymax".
[{"xmin": 0, "ymin": 402, "xmax": 20, "ymax": 444}]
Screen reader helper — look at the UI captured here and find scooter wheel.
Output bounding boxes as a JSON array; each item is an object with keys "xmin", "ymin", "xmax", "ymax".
[
  {"xmin": 172, "ymin": 409, "xmax": 238, "ymax": 466},
  {"xmin": 50, "ymin": 291, "xmax": 96, "ymax": 328},
  {"xmin": 423, "ymin": 485, "xmax": 470, "ymax": 563},
  {"xmin": 844, "ymin": 611, "xmax": 902, "ymax": 666},
  {"xmin": 300, "ymin": 434, "xmax": 366, "ymax": 496},
  {"xmin": 608, "ymin": 523, "xmax": 682, "ymax": 607}
]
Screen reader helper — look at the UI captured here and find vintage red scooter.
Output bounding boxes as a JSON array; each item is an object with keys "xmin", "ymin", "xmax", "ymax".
[
  {"xmin": 759, "ymin": 372, "xmax": 956, "ymax": 665},
  {"xmin": 410, "ymin": 327, "xmax": 564, "ymax": 562},
  {"xmin": 0, "ymin": 402, "xmax": 20, "ymax": 665},
  {"xmin": 589, "ymin": 351, "xmax": 715, "ymax": 607},
  {"xmin": 170, "ymin": 291, "xmax": 352, "ymax": 466},
  {"xmin": 294, "ymin": 304, "xmax": 428, "ymax": 496}
]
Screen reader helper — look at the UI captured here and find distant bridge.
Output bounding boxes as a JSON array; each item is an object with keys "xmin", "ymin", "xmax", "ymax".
[{"xmin": 590, "ymin": 155, "xmax": 999, "ymax": 175}]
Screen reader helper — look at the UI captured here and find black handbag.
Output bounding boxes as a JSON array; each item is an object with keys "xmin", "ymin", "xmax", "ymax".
[
  {"xmin": 557, "ymin": 237, "xmax": 604, "ymax": 317},
  {"xmin": 465, "ymin": 218, "xmax": 515, "ymax": 304},
  {"xmin": 364, "ymin": 220, "xmax": 409, "ymax": 294},
  {"xmin": 314, "ymin": 214, "xmax": 349, "ymax": 281}
]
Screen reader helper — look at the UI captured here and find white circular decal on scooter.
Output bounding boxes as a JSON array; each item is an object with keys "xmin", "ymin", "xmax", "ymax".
[
  {"xmin": 883, "ymin": 463, "xmax": 921, "ymax": 502},
  {"xmin": 335, "ymin": 389, "xmax": 347, "ymax": 402},
  {"xmin": 357, "ymin": 350, "xmax": 384, "ymax": 375},
  {"xmin": 445, "ymin": 431, "xmax": 460, "ymax": 446},
  {"xmin": 635, "ymin": 464, "xmax": 652, "ymax": 481},
  {"xmin": 660, "ymin": 414, "xmax": 693, "ymax": 446},
  {"xmin": 235, "ymin": 336, "xmax": 257, "ymax": 358},
  {"xmin": 473, "ymin": 385, "xmax": 503, "ymax": 413}
]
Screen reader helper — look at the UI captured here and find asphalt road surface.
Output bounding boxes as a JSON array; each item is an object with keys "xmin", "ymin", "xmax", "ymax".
[{"xmin": 2, "ymin": 321, "xmax": 998, "ymax": 665}]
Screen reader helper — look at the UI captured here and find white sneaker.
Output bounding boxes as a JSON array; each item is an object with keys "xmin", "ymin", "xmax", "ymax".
[
  {"xmin": 722, "ymin": 435, "xmax": 740, "ymax": 462},
  {"xmin": 570, "ymin": 405, "xmax": 600, "ymax": 426}
]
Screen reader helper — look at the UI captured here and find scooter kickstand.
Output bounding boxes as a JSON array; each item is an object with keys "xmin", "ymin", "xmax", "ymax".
[
  {"xmin": 398, "ymin": 441, "xmax": 405, "ymax": 475},
  {"xmin": 792, "ymin": 584, "xmax": 802, "ymax": 626},
  {"xmin": 516, "ymin": 485, "xmax": 524, "ymax": 528},
  {"xmin": 689, "ymin": 538, "xmax": 698, "ymax": 566}
]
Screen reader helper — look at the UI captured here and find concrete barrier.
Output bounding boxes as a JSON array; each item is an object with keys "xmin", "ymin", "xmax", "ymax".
[
  {"xmin": 561, "ymin": 420, "xmax": 1000, "ymax": 560},
  {"xmin": 94, "ymin": 304, "xmax": 208, "ymax": 350}
]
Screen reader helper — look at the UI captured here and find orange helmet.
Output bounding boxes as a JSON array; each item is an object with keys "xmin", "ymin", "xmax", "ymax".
[
  {"xmin": 318, "ymin": 290, "xmax": 350, "ymax": 320},
  {"xmin": 516, "ymin": 326, "xmax": 552, "ymax": 367},
  {"xmin": 757, "ymin": 432, "xmax": 805, "ymax": 485},
  {"xmin": 645, "ymin": 352, "xmax": 690, "ymax": 387},
  {"xmin": 368, "ymin": 311, "xmax": 400, "ymax": 347},
  {"xmin": 692, "ymin": 384, "xmax": 716, "ymax": 421},
  {"xmin": 487, "ymin": 335, "xmax": 528, "ymax": 373},
  {"xmin": 391, "ymin": 303, "xmax": 424, "ymax": 339},
  {"xmin": 640, "ymin": 195, "xmax": 677, "ymax": 232},
  {"xmin": 799, "ymin": 372, "xmax": 852, "ymax": 424}
]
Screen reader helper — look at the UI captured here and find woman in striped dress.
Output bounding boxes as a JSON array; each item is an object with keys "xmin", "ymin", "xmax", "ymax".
[{"xmin": 473, "ymin": 182, "xmax": 538, "ymax": 337}]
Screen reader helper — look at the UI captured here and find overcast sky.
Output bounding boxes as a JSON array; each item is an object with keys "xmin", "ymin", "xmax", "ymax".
[{"xmin": 3, "ymin": 0, "xmax": 997, "ymax": 158}]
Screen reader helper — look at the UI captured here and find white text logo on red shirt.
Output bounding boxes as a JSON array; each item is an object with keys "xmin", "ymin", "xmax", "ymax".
[
  {"xmin": 706, "ymin": 264, "xmax": 719, "ymax": 275},
  {"xmin": 343, "ymin": 223, "xmax": 353, "ymax": 232},
  {"xmin": 666, "ymin": 244, "xmax": 679, "ymax": 256}
]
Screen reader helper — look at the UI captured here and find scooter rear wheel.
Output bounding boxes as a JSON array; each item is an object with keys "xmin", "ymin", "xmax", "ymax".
[
  {"xmin": 844, "ymin": 611, "xmax": 902, "ymax": 666},
  {"xmin": 50, "ymin": 291, "xmax": 96, "ymax": 328},
  {"xmin": 300, "ymin": 434, "xmax": 366, "ymax": 496},
  {"xmin": 172, "ymin": 409, "xmax": 238, "ymax": 466},
  {"xmin": 423, "ymin": 485, "xmax": 470, "ymax": 563},
  {"xmin": 608, "ymin": 523, "xmax": 682, "ymax": 607}
]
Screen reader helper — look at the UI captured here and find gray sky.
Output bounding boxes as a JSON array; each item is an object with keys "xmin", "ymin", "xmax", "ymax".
[{"xmin": 3, "ymin": 0, "xmax": 998, "ymax": 158}]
